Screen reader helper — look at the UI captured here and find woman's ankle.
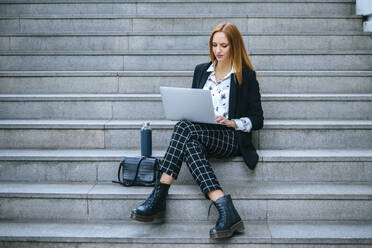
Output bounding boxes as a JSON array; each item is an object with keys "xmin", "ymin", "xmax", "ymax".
[
  {"xmin": 208, "ymin": 189, "xmax": 225, "ymax": 202},
  {"xmin": 159, "ymin": 172, "xmax": 174, "ymax": 185}
]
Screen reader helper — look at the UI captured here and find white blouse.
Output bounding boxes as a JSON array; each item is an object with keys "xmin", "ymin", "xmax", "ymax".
[{"xmin": 203, "ymin": 63, "xmax": 252, "ymax": 133}]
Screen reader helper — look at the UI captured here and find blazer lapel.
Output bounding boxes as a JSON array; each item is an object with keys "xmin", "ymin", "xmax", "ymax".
[
  {"xmin": 228, "ymin": 73, "xmax": 238, "ymax": 119},
  {"xmin": 196, "ymin": 61, "xmax": 213, "ymax": 89},
  {"xmin": 198, "ymin": 70, "xmax": 211, "ymax": 88}
]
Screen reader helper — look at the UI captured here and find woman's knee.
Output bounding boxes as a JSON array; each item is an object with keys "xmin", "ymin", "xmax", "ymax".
[
  {"xmin": 174, "ymin": 120, "xmax": 193, "ymax": 130},
  {"xmin": 184, "ymin": 140, "xmax": 201, "ymax": 150},
  {"xmin": 173, "ymin": 120, "xmax": 197, "ymax": 139}
]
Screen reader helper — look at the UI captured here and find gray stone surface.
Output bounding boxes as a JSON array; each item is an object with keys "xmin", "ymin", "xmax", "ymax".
[
  {"xmin": 2, "ymin": 52, "xmax": 371, "ymax": 71},
  {"xmin": 262, "ymin": 95, "xmax": 372, "ymax": 120},
  {"xmin": 0, "ymin": 219, "xmax": 372, "ymax": 247},
  {"xmin": 20, "ymin": 18, "xmax": 133, "ymax": 33},
  {"xmin": 0, "ymin": 198, "xmax": 88, "ymax": 220},
  {"xmin": 0, "ymin": 18, "xmax": 18, "ymax": 33},
  {"xmin": 259, "ymin": 72, "xmax": 372, "ymax": 94},
  {"xmin": 4, "ymin": 148, "xmax": 368, "ymax": 162},
  {"xmin": 1, "ymin": 120, "xmax": 371, "ymax": 149},
  {"xmin": 0, "ymin": 220, "xmax": 271, "ymax": 244},
  {"xmin": 0, "ymin": 1, "xmax": 354, "ymax": 16},
  {"xmin": 268, "ymin": 200, "xmax": 372, "ymax": 221},
  {"xmin": 0, "ymin": 75, "xmax": 119, "ymax": 94},
  {"xmin": 0, "ymin": 16, "xmax": 363, "ymax": 34},
  {"xmin": 136, "ymin": 2, "xmax": 354, "ymax": 16},
  {"xmin": 1, "ymin": 182, "xmax": 371, "ymax": 221},
  {"xmin": 0, "ymin": 3, "xmax": 137, "ymax": 15},
  {"xmin": 268, "ymin": 220, "xmax": 372, "ymax": 240},
  {"xmin": 0, "ymin": 129, "xmax": 105, "ymax": 149},
  {"xmin": 8, "ymin": 35, "xmax": 129, "ymax": 51},
  {"xmin": 0, "ymin": 242, "xmax": 269, "ymax": 248},
  {"xmin": 4, "ymin": 33, "xmax": 371, "ymax": 51},
  {"xmin": 260, "ymin": 128, "xmax": 372, "ymax": 149},
  {"xmin": 0, "ymin": 55, "xmax": 125, "ymax": 71},
  {"xmin": 0, "ymin": 36, "xmax": 10, "ymax": 50},
  {"xmin": 133, "ymin": 16, "xmax": 364, "ymax": 33},
  {"xmin": 246, "ymin": 34, "xmax": 372, "ymax": 50},
  {"xmin": 0, "ymin": 100, "xmax": 114, "ymax": 120},
  {"xmin": 1, "ymin": 71, "xmax": 371, "ymax": 94},
  {"xmin": 247, "ymin": 16, "xmax": 363, "ymax": 33},
  {"xmin": 251, "ymin": 54, "xmax": 372, "ymax": 71},
  {"xmin": 0, "ymin": 149, "xmax": 371, "ymax": 183},
  {"xmin": 0, "ymin": 161, "xmax": 100, "ymax": 182},
  {"xmin": 104, "ymin": 128, "xmax": 173, "ymax": 149},
  {"xmin": 1, "ymin": 94, "xmax": 370, "ymax": 120},
  {"xmin": 119, "ymin": 75, "xmax": 191, "ymax": 93}
]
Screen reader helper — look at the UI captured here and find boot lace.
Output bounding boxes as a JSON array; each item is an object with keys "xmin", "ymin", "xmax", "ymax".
[
  {"xmin": 207, "ymin": 202, "xmax": 213, "ymax": 220},
  {"xmin": 143, "ymin": 183, "xmax": 159, "ymax": 208},
  {"xmin": 207, "ymin": 201, "xmax": 226, "ymax": 223}
]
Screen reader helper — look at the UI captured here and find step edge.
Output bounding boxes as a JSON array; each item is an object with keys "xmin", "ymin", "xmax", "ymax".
[
  {"xmin": 1, "ymin": 93, "xmax": 372, "ymax": 101},
  {"xmin": 1, "ymin": 70, "xmax": 371, "ymax": 77},
  {"xmin": 1, "ymin": 149, "xmax": 372, "ymax": 161}
]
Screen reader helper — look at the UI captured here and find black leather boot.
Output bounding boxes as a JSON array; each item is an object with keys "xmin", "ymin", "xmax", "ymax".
[
  {"xmin": 130, "ymin": 180, "xmax": 170, "ymax": 222},
  {"xmin": 209, "ymin": 194, "xmax": 245, "ymax": 239}
]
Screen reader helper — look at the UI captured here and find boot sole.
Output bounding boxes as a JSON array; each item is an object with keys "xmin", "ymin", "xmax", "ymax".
[
  {"xmin": 210, "ymin": 220, "xmax": 245, "ymax": 239},
  {"xmin": 130, "ymin": 211, "xmax": 165, "ymax": 222}
]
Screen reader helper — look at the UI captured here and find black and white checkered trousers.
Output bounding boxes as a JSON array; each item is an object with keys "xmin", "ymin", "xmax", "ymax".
[{"xmin": 158, "ymin": 120, "xmax": 239, "ymax": 200}]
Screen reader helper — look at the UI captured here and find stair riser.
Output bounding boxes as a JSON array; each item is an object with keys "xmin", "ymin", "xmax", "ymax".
[
  {"xmin": 0, "ymin": 2, "xmax": 354, "ymax": 16},
  {"xmin": 1, "ymin": 54, "xmax": 371, "ymax": 71},
  {"xmin": 0, "ymin": 242, "xmax": 269, "ymax": 248},
  {"xmin": 1, "ymin": 35, "xmax": 371, "ymax": 51},
  {"xmin": 1, "ymin": 75, "xmax": 371, "ymax": 94},
  {"xmin": 0, "ymin": 17, "xmax": 362, "ymax": 33},
  {"xmin": 0, "ymin": 128, "xmax": 371, "ymax": 149},
  {"xmin": 260, "ymin": 129, "xmax": 372, "ymax": 149},
  {"xmin": 1, "ymin": 160, "xmax": 371, "ymax": 183},
  {"xmin": 0, "ymin": 242, "xmax": 371, "ymax": 248},
  {"xmin": 0, "ymin": 197, "xmax": 370, "ymax": 221},
  {"xmin": 1, "ymin": 99, "xmax": 371, "ymax": 120}
]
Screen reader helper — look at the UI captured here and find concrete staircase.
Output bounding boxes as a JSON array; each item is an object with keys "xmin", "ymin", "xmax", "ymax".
[{"xmin": 0, "ymin": 0, "xmax": 372, "ymax": 247}]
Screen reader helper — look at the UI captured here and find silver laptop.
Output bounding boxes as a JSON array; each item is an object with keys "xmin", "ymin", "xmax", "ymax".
[{"xmin": 160, "ymin": 86, "xmax": 223, "ymax": 125}]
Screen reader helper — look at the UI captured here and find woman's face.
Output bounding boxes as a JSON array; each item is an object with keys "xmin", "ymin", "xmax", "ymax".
[{"xmin": 212, "ymin": 32, "xmax": 231, "ymax": 64}]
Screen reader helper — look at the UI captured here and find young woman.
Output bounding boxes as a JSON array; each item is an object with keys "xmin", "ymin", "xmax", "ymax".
[{"xmin": 131, "ymin": 22, "xmax": 264, "ymax": 239}]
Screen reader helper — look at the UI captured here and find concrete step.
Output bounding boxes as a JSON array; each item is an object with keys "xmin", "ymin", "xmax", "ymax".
[
  {"xmin": 0, "ymin": 119, "xmax": 371, "ymax": 149},
  {"xmin": 0, "ymin": 15, "xmax": 363, "ymax": 34},
  {"xmin": 1, "ymin": 71, "xmax": 371, "ymax": 94},
  {"xmin": 1, "ymin": 94, "xmax": 371, "ymax": 120},
  {"xmin": 0, "ymin": 149, "xmax": 371, "ymax": 183},
  {"xmin": 1, "ymin": 32, "xmax": 371, "ymax": 51},
  {"xmin": 0, "ymin": 0, "xmax": 355, "ymax": 17},
  {"xmin": 1, "ymin": 50, "xmax": 371, "ymax": 71},
  {"xmin": 0, "ymin": 220, "xmax": 371, "ymax": 247},
  {"xmin": 0, "ymin": 182, "xmax": 371, "ymax": 221}
]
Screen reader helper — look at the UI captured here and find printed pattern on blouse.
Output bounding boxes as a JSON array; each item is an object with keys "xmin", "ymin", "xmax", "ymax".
[
  {"xmin": 203, "ymin": 63, "xmax": 234, "ymax": 119},
  {"xmin": 203, "ymin": 62, "xmax": 253, "ymax": 133}
]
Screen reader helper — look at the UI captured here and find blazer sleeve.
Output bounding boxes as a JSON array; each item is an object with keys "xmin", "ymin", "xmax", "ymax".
[{"xmin": 244, "ymin": 69, "xmax": 264, "ymax": 130}]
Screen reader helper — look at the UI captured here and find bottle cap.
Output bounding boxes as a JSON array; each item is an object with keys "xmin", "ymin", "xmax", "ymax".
[{"xmin": 142, "ymin": 121, "xmax": 151, "ymax": 128}]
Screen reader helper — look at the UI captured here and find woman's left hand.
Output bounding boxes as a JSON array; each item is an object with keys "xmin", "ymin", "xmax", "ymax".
[{"xmin": 216, "ymin": 116, "xmax": 237, "ymax": 128}]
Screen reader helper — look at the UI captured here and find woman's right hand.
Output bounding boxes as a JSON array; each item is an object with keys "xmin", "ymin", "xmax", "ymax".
[{"xmin": 216, "ymin": 116, "xmax": 237, "ymax": 128}]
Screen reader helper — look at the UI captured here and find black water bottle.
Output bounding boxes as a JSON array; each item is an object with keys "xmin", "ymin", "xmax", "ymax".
[{"xmin": 141, "ymin": 121, "xmax": 152, "ymax": 157}]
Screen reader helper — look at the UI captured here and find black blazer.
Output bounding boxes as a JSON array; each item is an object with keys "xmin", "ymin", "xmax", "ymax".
[{"xmin": 191, "ymin": 61, "xmax": 264, "ymax": 170}]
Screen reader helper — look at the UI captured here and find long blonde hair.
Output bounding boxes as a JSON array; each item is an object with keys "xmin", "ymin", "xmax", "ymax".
[{"xmin": 209, "ymin": 23, "xmax": 255, "ymax": 85}]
